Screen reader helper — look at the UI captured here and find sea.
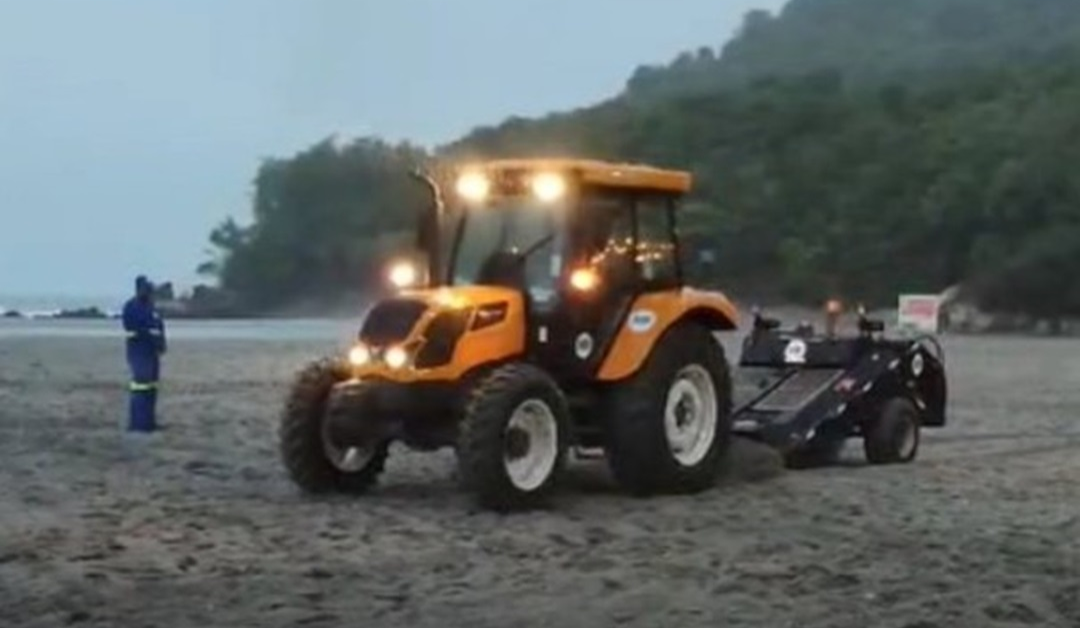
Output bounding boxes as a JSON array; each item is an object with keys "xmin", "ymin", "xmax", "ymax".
[{"xmin": 0, "ymin": 293, "xmax": 364, "ymax": 343}]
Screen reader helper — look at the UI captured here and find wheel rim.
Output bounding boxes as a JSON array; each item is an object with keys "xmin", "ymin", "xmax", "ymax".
[
  {"xmin": 663, "ymin": 364, "xmax": 719, "ymax": 467},
  {"xmin": 320, "ymin": 414, "xmax": 375, "ymax": 472},
  {"xmin": 503, "ymin": 398, "xmax": 559, "ymax": 492}
]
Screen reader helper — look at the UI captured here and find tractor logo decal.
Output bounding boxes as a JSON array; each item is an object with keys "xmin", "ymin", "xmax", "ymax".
[
  {"xmin": 574, "ymin": 333, "xmax": 594, "ymax": 359},
  {"xmin": 784, "ymin": 339, "xmax": 808, "ymax": 364},
  {"xmin": 628, "ymin": 310, "xmax": 657, "ymax": 333}
]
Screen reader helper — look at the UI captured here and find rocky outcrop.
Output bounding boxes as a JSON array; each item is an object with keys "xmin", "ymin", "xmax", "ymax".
[
  {"xmin": 53, "ymin": 307, "xmax": 111, "ymax": 320},
  {"xmin": 155, "ymin": 284, "xmax": 250, "ymax": 319}
]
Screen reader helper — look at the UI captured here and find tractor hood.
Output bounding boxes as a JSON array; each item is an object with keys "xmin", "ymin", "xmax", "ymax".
[{"xmin": 351, "ymin": 286, "xmax": 525, "ymax": 382}]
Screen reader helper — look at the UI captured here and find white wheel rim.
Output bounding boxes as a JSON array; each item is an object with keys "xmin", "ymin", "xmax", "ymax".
[
  {"xmin": 663, "ymin": 364, "xmax": 719, "ymax": 467},
  {"xmin": 321, "ymin": 416, "xmax": 375, "ymax": 472},
  {"xmin": 503, "ymin": 398, "xmax": 559, "ymax": 492}
]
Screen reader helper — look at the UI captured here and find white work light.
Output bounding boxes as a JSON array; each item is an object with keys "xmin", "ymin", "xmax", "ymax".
[
  {"xmin": 531, "ymin": 172, "xmax": 566, "ymax": 202},
  {"xmin": 388, "ymin": 260, "xmax": 419, "ymax": 289},
  {"xmin": 456, "ymin": 172, "xmax": 490, "ymax": 201}
]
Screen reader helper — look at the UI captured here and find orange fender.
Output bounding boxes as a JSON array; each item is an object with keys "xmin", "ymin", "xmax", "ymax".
[{"xmin": 597, "ymin": 288, "xmax": 739, "ymax": 382}]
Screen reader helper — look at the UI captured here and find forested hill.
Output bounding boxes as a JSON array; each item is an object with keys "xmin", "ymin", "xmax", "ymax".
[
  {"xmin": 623, "ymin": 0, "xmax": 1080, "ymax": 101},
  {"xmin": 198, "ymin": 0, "xmax": 1080, "ymax": 321}
]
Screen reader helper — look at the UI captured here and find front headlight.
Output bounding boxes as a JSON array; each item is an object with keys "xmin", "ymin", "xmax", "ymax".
[
  {"xmin": 384, "ymin": 345, "xmax": 409, "ymax": 369},
  {"xmin": 348, "ymin": 344, "xmax": 371, "ymax": 367}
]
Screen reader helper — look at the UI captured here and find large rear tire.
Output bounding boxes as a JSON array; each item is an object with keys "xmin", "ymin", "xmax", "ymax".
[
  {"xmin": 604, "ymin": 322, "xmax": 733, "ymax": 496},
  {"xmin": 278, "ymin": 358, "xmax": 389, "ymax": 494},
  {"xmin": 456, "ymin": 363, "xmax": 570, "ymax": 512}
]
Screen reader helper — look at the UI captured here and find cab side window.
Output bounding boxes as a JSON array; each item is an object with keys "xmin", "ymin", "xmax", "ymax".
[
  {"xmin": 580, "ymin": 194, "xmax": 637, "ymax": 292},
  {"xmin": 634, "ymin": 196, "xmax": 679, "ymax": 288}
]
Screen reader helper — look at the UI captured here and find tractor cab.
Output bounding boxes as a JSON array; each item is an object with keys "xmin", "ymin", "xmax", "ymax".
[{"xmin": 360, "ymin": 159, "xmax": 738, "ymax": 390}]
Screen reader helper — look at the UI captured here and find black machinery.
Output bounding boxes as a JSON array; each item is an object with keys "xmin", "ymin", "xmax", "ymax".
[{"xmin": 731, "ymin": 303, "xmax": 947, "ymax": 468}]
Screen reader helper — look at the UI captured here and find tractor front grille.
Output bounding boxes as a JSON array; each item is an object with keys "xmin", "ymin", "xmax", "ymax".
[{"xmin": 753, "ymin": 368, "xmax": 844, "ymax": 412}]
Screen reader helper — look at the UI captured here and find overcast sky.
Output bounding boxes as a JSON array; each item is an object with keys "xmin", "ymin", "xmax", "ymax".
[{"xmin": 0, "ymin": 0, "xmax": 787, "ymax": 300}]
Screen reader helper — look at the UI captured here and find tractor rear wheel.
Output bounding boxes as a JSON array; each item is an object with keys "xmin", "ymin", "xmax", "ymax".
[
  {"xmin": 604, "ymin": 322, "xmax": 733, "ymax": 496},
  {"xmin": 278, "ymin": 358, "xmax": 389, "ymax": 494},
  {"xmin": 863, "ymin": 396, "xmax": 920, "ymax": 464},
  {"xmin": 456, "ymin": 363, "xmax": 571, "ymax": 512}
]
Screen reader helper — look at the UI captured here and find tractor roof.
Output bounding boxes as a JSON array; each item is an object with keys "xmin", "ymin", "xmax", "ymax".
[{"xmin": 468, "ymin": 158, "xmax": 692, "ymax": 194}]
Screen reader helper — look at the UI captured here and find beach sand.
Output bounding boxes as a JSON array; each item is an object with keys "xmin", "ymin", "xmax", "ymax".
[{"xmin": 1, "ymin": 330, "xmax": 1078, "ymax": 627}]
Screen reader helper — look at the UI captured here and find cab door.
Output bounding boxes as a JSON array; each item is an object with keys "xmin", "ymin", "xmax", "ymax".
[{"xmin": 527, "ymin": 189, "xmax": 683, "ymax": 386}]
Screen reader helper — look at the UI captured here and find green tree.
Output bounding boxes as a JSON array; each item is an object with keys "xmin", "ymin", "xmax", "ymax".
[{"xmin": 198, "ymin": 0, "xmax": 1080, "ymax": 320}]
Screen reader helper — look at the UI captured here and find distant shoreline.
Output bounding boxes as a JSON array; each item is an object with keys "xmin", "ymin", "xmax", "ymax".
[{"xmin": 3, "ymin": 299, "xmax": 1078, "ymax": 339}]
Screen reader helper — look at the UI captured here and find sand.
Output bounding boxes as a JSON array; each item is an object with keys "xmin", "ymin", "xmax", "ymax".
[{"xmin": 1, "ymin": 329, "xmax": 1078, "ymax": 627}]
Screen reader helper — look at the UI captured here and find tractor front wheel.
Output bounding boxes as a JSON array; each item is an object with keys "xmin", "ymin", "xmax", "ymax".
[
  {"xmin": 456, "ymin": 363, "xmax": 570, "ymax": 512},
  {"xmin": 278, "ymin": 358, "xmax": 389, "ymax": 494}
]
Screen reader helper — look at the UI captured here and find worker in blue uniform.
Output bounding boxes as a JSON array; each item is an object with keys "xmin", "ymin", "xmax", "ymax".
[{"xmin": 122, "ymin": 275, "xmax": 166, "ymax": 432}]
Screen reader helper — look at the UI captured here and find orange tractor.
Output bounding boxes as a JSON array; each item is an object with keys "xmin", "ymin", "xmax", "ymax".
[{"xmin": 278, "ymin": 159, "xmax": 740, "ymax": 511}]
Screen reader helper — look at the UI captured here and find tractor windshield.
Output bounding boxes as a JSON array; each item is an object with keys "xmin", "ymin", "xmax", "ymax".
[{"xmin": 450, "ymin": 198, "xmax": 565, "ymax": 303}]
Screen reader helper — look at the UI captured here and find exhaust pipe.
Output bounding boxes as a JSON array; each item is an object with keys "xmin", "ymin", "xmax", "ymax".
[{"xmin": 409, "ymin": 168, "xmax": 445, "ymax": 287}]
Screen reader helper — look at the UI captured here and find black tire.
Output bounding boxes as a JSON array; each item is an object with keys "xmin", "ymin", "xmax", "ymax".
[
  {"xmin": 863, "ymin": 396, "xmax": 920, "ymax": 465},
  {"xmin": 604, "ymin": 322, "xmax": 733, "ymax": 496},
  {"xmin": 784, "ymin": 434, "xmax": 846, "ymax": 469},
  {"xmin": 278, "ymin": 358, "xmax": 389, "ymax": 494},
  {"xmin": 456, "ymin": 362, "xmax": 570, "ymax": 512}
]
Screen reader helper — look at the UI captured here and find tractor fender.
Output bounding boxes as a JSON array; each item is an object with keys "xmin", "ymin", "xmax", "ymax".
[{"xmin": 596, "ymin": 288, "xmax": 739, "ymax": 382}]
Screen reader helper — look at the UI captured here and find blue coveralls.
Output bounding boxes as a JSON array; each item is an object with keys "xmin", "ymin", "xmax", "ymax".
[{"xmin": 122, "ymin": 278, "xmax": 166, "ymax": 432}]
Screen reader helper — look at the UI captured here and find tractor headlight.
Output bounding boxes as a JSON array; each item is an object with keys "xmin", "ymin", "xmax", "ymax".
[
  {"xmin": 531, "ymin": 172, "xmax": 566, "ymax": 202},
  {"xmin": 348, "ymin": 344, "xmax": 371, "ymax": 367},
  {"xmin": 455, "ymin": 172, "xmax": 490, "ymax": 202},
  {"xmin": 384, "ymin": 345, "xmax": 409, "ymax": 369}
]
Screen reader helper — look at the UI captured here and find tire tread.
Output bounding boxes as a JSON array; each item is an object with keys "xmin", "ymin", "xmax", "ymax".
[
  {"xmin": 278, "ymin": 358, "xmax": 388, "ymax": 494},
  {"xmin": 604, "ymin": 322, "xmax": 733, "ymax": 496},
  {"xmin": 457, "ymin": 362, "xmax": 569, "ymax": 512}
]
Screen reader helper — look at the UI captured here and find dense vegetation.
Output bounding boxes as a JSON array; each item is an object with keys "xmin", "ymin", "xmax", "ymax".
[
  {"xmin": 200, "ymin": 0, "xmax": 1080, "ymax": 322},
  {"xmin": 624, "ymin": 0, "xmax": 1080, "ymax": 101},
  {"xmin": 197, "ymin": 139, "xmax": 431, "ymax": 311}
]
